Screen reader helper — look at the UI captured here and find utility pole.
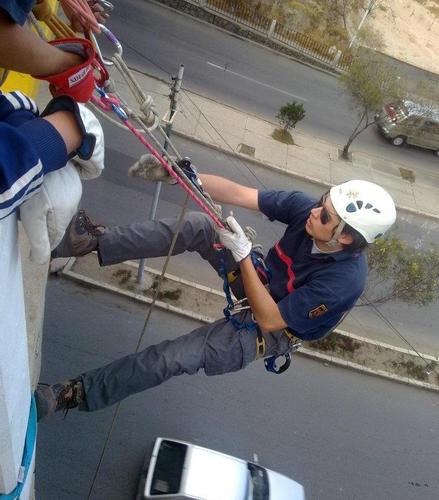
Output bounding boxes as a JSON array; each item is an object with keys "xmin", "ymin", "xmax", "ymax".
[
  {"xmin": 137, "ymin": 64, "xmax": 185, "ymax": 283},
  {"xmin": 348, "ymin": 0, "xmax": 380, "ymax": 50}
]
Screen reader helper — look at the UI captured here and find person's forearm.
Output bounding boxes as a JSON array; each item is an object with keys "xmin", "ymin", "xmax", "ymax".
[
  {"xmin": 239, "ymin": 257, "xmax": 287, "ymax": 332},
  {"xmin": 0, "ymin": 12, "xmax": 81, "ymax": 75},
  {"xmin": 199, "ymin": 174, "xmax": 259, "ymax": 209}
]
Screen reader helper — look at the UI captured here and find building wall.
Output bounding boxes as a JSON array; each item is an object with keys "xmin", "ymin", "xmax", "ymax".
[{"xmin": 0, "ymin": 215, "xmax": 33, "ymax": 496}]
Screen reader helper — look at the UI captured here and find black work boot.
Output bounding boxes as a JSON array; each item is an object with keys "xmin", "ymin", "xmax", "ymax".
[
  {"xmin": 51, "ymin": 209, "xmax": 105, "ymax": 258},
  {"xmin": 35, "ymin": 379, "xmax": 84, "ymax": 421}
]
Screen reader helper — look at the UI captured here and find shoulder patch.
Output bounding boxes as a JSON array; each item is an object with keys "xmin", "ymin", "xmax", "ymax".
[{"xmin": 308, "ymin": 304, "xmax": 328, "ymax": 319}]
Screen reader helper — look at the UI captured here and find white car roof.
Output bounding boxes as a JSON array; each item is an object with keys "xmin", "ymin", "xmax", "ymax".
[{"xmin": 182, "ymin": 446, "xmax": 248, "ymax": 500}]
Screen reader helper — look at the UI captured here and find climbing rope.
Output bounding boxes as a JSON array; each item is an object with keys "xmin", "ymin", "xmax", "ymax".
[
  {"xmin": 94, "ymin": 85, "xmax": 225, "ymax": 227},
  {"xmin": 87, "ymin": 25, "xmax": 226, "ymax": 229}
]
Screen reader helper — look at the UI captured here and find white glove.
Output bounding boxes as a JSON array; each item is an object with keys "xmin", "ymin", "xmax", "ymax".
[
  {"xmin": 19, "ymin": 163, "xmax": 82, "ymax": 264},
  {"xmin": 71, "ymin": 104, "xmax": 105, "ymax": 180},
  {"xmin": 216, "ymin": 215, "xmax": 252, "ymax": 262}
]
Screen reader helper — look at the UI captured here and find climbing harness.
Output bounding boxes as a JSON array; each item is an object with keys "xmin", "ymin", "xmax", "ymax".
[{"xmin": 217, "ymin": 246, "xmax": 300, "ymax": 373}]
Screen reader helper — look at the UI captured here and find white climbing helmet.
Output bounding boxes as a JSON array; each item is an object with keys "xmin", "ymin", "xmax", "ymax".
[{"xmin": 330, "ymin": 180, "xmax": 396, "ymax": 243}]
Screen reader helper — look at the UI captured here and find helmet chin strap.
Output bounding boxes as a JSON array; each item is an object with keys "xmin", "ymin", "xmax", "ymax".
[{"xmin": 326, "ymin": 220, "xmax": 346, "ymax": 248}]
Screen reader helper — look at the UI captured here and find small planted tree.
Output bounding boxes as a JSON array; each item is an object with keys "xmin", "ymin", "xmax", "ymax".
[
  {"xmin": 362, "ymin": 236, "xmax": 439, "ymax": 306},
  {"xmin": 274, "ymin": 101, "xmax": 306, "ymax": 144},
  {"xmin": 339, "ymin": 53, "xmax": 401, "ymax": 159}
]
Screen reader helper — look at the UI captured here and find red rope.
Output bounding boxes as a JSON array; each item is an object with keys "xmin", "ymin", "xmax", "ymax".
[
  {"xmin": 91, "ymin": 93, "xmax": 225, "ymax": 229},
  {"xmin": 60, "ymin": 0, "xmax": 100, "ymax": 33}
]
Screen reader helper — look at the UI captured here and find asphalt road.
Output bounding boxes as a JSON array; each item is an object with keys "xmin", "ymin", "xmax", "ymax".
[
  {"xmin": 100, "ymin": 0, "xmax": 439, "ymax": 186},
  {"xmin": 36, "ymin": 278, "xmax": 439, "ymax": 500}
]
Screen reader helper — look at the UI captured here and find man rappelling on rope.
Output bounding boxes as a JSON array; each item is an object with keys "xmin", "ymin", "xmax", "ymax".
[{"xmin": 36, "ymin": 161, "xmax": 397, "ymax": 420}]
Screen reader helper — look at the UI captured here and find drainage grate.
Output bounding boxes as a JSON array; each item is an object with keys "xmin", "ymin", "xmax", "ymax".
[
  {"xmin": 238, "ymin": 143, "xmax": 256, "ymax": 157},
  {"xmin": 399, "ymin": 167, "xmax": 415, "ymax": 183}
]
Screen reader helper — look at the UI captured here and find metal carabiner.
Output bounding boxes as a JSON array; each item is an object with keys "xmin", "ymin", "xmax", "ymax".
[
  {"xmin": 264, "ymin": 339, "xmax": 301, "ymax": 374},
  {"xmin": 93, "ymin": 86, "xmax": 128, "ymax": 121},
  {"xmin": 88, "ymin": 23, "xmax": 122, "ymax": 68},
  {"xmin": 264, "ymin": 352, "xmax": 291, "ymax": 374},
  {"xmin": 98, "ymin": 0, "xmax": 114, "ymax": 13}
]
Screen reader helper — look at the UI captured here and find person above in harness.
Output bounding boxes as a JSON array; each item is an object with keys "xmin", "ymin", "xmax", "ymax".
[{"xmin": 35, "ymin": 167, "xmax": 396, "ymax": 420}]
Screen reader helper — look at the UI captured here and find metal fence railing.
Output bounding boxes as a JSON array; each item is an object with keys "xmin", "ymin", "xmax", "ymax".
[
  {"xmin": 204, "ymin": 0, "xmax": 352, "ymax": 71},
  {"xmin": 206, "ymin": 0, "xmax": 271, "ymax": 32}
]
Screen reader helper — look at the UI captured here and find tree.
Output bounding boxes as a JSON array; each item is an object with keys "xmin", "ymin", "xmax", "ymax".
[
  {"xmin": 327, "ymin": 0, "xmax": 367, "ymax": 31},
  {"xmin": 362, "ymin": 236, "xmax": 439, "ymax": 306},
  {"xmin": 276, "ymin": 101, "xmax": 306, "ymax": 132},
  {"xmin": 339, "ymin": 53, "xmax": 401, "ymax": 159}
]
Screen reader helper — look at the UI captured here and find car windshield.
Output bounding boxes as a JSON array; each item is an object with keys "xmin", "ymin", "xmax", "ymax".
[
  {"xmin": 150, "ymin": 440, "xmax": 187, "ymax": 496},
  {"xmin": 246, "ymin": 463, "xmax": 269, "ymax": 500}
]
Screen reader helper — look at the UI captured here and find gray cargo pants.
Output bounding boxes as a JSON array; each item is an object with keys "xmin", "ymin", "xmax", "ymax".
[{"xmin": 80, "ymin": 212, "xmax": 291, "ymax": 412}]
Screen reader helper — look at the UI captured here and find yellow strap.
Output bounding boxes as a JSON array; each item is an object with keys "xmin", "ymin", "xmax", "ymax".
[
  {"xmin": 32, "ymin": 0, "xmax": 55, "ymax": 21},
  {"xmin": 255, "ymin": 336, "xmax": 266, "ymax": 360},
  {"xmin": 48, "ymin": 16, "xmax": 76, "ymax": 38},
  {"xmin": 33, "ymin": 0, "xmax": 77, "ymax": 39}
]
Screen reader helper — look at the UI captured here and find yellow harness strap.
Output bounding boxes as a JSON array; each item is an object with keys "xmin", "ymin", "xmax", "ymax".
[
  {"xmin": 255, "ymin": 335, "xmax": 266, "ymax": 360},
  {"xmin": 33, "ymin": 0, "xmax": 76, "ymax": 39}
]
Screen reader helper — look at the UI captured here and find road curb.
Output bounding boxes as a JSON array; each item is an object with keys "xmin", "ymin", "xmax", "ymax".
[
  {"xmin": 58, "ymin": 255, "xmax": 439, "ymax": 393},
  {"xmin": 298, "ymin": 347, "xmax": 439, "ymax": 392}
]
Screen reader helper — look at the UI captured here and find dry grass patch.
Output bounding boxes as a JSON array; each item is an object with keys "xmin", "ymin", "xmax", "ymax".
[{"xmin": 271, "ymin": 128, "xmax": 295, "ymax": 145}]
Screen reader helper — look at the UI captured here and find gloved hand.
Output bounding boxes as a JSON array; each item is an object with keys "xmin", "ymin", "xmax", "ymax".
[
  {"xmin": 33, "ymin": 38, "xmax": 98, "ymax": 103},
  {"xmin": 19, "ymin": 102, "xmax": 105, "ymax": 263},
  {"xmin": 0, "ymin": 91, "xmax": 38, "ymax": 125},
  {"xmin": 71, "ymin": 103, "xmax": 105, "ymax": 179},
  {"xmin": 19, "ymin": 163, "xmax": 82, "ymax": 264},
  {"xmin": 216, "ymin": 215, "xmax": 252, "ymax": 262},
  {"xmin": 19, "ymin": 107, "xmax": 104, "ymax": 264}
]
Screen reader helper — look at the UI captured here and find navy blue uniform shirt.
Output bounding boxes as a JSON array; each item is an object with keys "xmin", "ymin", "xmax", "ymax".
[{"xmin": 259, "ymin": 190, "xmax": 367, "ymax": 341}]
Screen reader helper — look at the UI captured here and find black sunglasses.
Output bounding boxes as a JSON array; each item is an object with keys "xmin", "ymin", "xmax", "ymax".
[{"xmin": 317, "ymin": 193, "xmax": 332, "ymax": 225}]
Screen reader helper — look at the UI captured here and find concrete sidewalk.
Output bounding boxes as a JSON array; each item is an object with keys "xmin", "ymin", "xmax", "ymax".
[{"xmin": 109, "ymin": 67, "xmax": 439, "ymax": 220}]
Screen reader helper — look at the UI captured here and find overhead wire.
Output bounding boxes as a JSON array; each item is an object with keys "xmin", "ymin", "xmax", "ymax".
[{"xmin": 362, "ymin": 295, "xmax": 439, "ymax": 377}]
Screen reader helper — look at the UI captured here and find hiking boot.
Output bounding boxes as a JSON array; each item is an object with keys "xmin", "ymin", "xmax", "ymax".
[
  {"xmin": 35, "ymin": 379, "xmax": 84, "ymax": 421},
  {"xmin": 51, "ymin": 209, "xmax": 105, "ymax": 258}
]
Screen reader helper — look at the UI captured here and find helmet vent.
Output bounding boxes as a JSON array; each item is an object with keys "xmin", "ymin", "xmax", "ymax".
[
  {"xmin": 356, "ymin": 201, "xmax": 363, "ymax": 209},
  {"xmin": 373, "ymin": 208, "xmax": 381, "ymax": 213},
  {"xmin": 346, "ymin": 202, "xmax": 357, "ymax": 213},
  {"xmin": 365, "ymin": 203, "xmax": 373, "ymax": 209}
]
